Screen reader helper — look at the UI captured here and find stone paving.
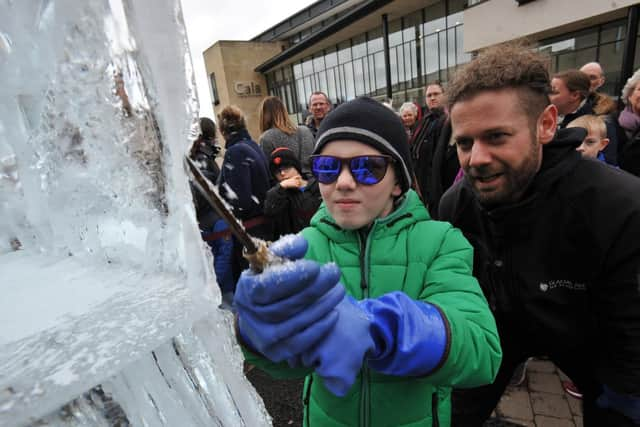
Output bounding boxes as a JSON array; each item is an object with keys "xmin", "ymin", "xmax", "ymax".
[{"xmin": 490, "ymin": 359, "xmax": 583, "ymax": 427}]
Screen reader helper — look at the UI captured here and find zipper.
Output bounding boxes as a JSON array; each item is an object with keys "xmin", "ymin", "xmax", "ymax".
[
  {"xmin": 357, "ymin": 230, "xmax": 371, "ymax": 427},
  {"xmin": 431, "ymin": 392, "xmax": 440, "ymax": 427},
  {"xmin": 303, "ymin": 375, "xmax": 313, "ymax": 426}
]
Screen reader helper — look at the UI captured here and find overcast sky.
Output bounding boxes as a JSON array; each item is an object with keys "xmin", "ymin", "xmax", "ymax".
[{"xmin": 180, "ymin": 0, "xmax": 317, "ymax": 120}]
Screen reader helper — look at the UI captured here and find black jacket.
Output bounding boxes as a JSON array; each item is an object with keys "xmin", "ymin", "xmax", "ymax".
[
  {"xmin": 264, "ymin": 177, "xmax": 321, "ymax": 238},
  {"xmin": 409, "ymin": 108, "xmax": 447, "ymax": 205},
  {"xmin": 439, "ymin": 128, "xmax": 640, "ymax": 396},
  {"xmin": 428, "ymin": 119, "xmax": 459, "ymax": 219}
]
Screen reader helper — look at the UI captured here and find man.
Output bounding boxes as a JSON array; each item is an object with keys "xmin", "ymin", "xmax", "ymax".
[
  {"xmin": 580, "ymin": 61, "xmax": 619, "ymax": 164},
  {"xmin": 410, "ymin": 82, "xmax": 451, "ymax": 215},
  {"xmin": 550, "ymin": 69, "xmax": 593, "ymax": 128},
  {"xmin": 305, "ymin": 91, "xmax": 332, "ymax": 138},
  {"xmin": 581, "ymin": 62, "xmax": 606, "ymax": 92},
  {"xmin": 440, "ymin": 43, "xmax": 640, "ymax": 426}
]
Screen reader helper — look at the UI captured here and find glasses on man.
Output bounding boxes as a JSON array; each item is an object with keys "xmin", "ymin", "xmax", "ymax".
[{"xmin": 310, "ymin": 155, "xmax": 393, "ymax": 185}]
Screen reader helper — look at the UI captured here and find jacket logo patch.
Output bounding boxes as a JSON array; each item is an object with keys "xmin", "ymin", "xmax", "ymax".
[{"xmin": 539, "ymin": 280, "xmax": 586, "ymax": 292}]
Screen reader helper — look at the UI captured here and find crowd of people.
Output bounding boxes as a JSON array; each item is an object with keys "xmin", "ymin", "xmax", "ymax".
[{"xmin": 188, "ymin": 43, "xmax": 640, "ymax": 426}]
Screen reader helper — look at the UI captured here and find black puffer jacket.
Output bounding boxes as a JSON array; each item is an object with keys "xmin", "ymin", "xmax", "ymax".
[
  {"xmin": 263, "ymin": 177, "xmax": 321, "ymax": 238},
  {"xmin": 439, "ymin": 127, "xmax": 640, "ymax": 396}
]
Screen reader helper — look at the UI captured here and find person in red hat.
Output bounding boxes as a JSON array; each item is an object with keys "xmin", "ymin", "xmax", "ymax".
[{"xmin": 264, "ymin": 147, "xmax": 321, "ymax": 238}]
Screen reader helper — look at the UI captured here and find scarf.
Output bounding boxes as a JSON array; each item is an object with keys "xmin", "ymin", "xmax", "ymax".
[{"xmin": 618, "ymin": 105, "xmax": 640, "ymax": 134}]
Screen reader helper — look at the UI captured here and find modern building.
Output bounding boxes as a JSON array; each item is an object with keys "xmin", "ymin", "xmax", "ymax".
[{"xmin": 204, "ymin": 0, "xmax": 640, "ymax": 134}]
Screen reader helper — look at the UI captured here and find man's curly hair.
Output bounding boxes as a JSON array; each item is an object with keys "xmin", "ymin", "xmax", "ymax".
[{"xmin": 447, "ymin": 42, "xmax": 552, "ymax": 122}]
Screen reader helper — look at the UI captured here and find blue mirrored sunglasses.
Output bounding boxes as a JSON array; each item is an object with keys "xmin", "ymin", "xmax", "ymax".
[{"xmin": 310, "ymin": 155, "xmax": 393, "ymax": 185}]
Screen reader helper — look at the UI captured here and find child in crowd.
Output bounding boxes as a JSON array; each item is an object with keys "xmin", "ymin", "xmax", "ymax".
[
  {"xmin": 233, "ymin": 97, "xmax": 502, "ymax": 426},
  {"xmin": 264, "ymin": 147, "xmax": 321, "ymax": 239},
  {"xmin": 567, "ymin": 114, "xmax": 610, "ymax": 161}
]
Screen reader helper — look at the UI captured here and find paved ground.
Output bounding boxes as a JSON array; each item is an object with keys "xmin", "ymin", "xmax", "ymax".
[
  {"xmin": 491, "ymin": 359, "xmax": 583, "ymax": 427},
  {"xmin": 246, "ymin": 358, "xmax": 583, "ymax": 427}
]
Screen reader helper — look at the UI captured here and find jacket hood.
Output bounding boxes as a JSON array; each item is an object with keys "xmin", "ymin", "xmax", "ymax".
[{"xmin": 309, "ymin": 189, "xmax": 428, "ymax": 243}]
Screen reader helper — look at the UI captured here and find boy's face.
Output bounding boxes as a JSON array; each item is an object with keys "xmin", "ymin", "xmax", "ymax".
[
  {"xmin": 275, "ymin": 166, "xmax": 298, "ymax": 182},
  {"xmin": 318, "ymin": 140, "xmax": 402, "ymax": 230},
  {"xmin": 576, "ymin": 130, "xmax": 609, "ymax": 159}
]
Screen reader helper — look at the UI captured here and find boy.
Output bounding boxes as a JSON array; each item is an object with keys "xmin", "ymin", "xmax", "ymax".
[
  {"xmin": 264, "ymin": 147, "xmax": 321, "ymax": 238},
  {"xmin": 233, "ymin": 97, "xmax": 501, "ymax": 426},
  {"xmin": 567, "ymin": 114, "xmax": 610, "ymax": 161}
]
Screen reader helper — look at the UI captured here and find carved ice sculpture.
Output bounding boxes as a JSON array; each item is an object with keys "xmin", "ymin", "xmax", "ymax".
[{"xmin": 0, "ymin": 0, "xmax": 270, "ymax": 425}]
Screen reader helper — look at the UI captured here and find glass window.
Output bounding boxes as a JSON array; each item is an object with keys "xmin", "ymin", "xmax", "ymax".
[
  {"xmin": 283, "ymin": 66, "xmax": 293, "ymax": 80},
  {"xmin": 449, "ymin": 0, "xmax": 466, "ymax": 15},
  {"xmin": 423, "ymin": 2, "xmax": 446, "ymax": 35},
  {"xmin": 326, "ymin": 68, "xmax": 338, "ymax": 103},
  {"xmin": 342, "ymin": 63, "xmax": 356, "ymax": 100},
  {"xmin": 390, "ymin": 46, "xmax": 399, "ymax": 87},
  {"xmin": 302, "ymin": 57, "xmax": 314, "ymax": 76},
  {"xmin": 573, "ymin": 28, "xmax": 599, "ymax": 49},
  {"xmin": 601, "ymin": 20, "xmax": 626, "ymax": 44},
  {"xmin": 325, "ymin": 48, "xmax": 338, "ymax": 68},
  {"xmin": 296, "ymin": 79, "xmax": 306, "ymax": 110},
  {"xmin": 447, "ymin": 11, "xmax": 463, "ymax": 28},
  {"xmin": 447, "ymin": 27, "xmax": 457, "ymax": 67},
  {"xmin": 293, "ymin": 63, "xmax": 302, "ymax": 79},
  {"xmin": 368, "ymin": 56, "xmax": 377, "ymax": 93},
  {"xmin": 439, "ymin": 31, "xmax": 448, "ymax": 71},
  {"xmin": 368, "ymin": 27, "xmax": 383, "ymax": 53},
  {"xmin": 352, "ymin": 34, "xmax": 367, "ymax": 59},
  {"xmin": 338, "ymin": 40, "xmax": 352, "ymax": 64},
  {"xmin": 304, "ymin": 76, "xmax": 313, "ymax": 101},
  {"xmin": 284, "ymin": 84, "xmax": 295, "ymax": 113},
  {"xmin": 354, "ymin": 58, "xmax": 365, "ymax": 95},
  {"xmin": 313, "ymin": 55, "xmax": 326, "ymax": 73},
  {"xmin": 403, "ymin": 11, "xmax": 422, "ymax": 43},
  {"xmin": 374, "ymin": 52, "xmax": 386, "ymax": 91},
  {"xmin": 456, "ymin": 25, "xmax": 471, "ymax": 65},
  {"xmin": 388, "ymin": 18, "xmax": 403, "ymax": 47},
  {"xmin": 318, "ymin": 70, "xmax": 328, "ymax": 94},
  {"xmin": 424, "ymin": 33, "xmax": 439, "ymax": 76}
]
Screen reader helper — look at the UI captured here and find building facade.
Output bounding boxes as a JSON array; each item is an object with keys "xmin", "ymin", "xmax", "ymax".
[{"xmin": 204, "ymin": 0, "xmax": 640, "ymax": 129}]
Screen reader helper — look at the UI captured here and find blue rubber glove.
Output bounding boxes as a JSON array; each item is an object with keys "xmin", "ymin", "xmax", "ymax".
[
  {"xmin": 597, "ymin": 385, "xmax": 640, "ymax": 424},
  {"xmin": 297, "ymin": 291, "xmax": 448, "ymax": 397},
  {"xmin": 234, "ymin": 234, "xmax": 345, "ymax": 362}
]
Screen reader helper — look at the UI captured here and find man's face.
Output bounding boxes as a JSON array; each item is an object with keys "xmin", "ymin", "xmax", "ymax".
[
  {"xmin": 318, "ymin": 140, "xmax": 401, "ymax": 230},
  {"xmin": 309, "ymin": 94, "xmax": 331, "ymax": 122},
  {"xmin": 580, "ymin": 63, "xmax": 605, "ymax": 92},
  {"xmin": 451, "ymin": 89, "xmax": 551, "ymax": 208},
  {"xmin": 550, "ymin": 78, "xmax": 580, "ymax": 116},
  {"xmin": 425, "ymin": 85, "xmax": 444, "ymax": 110}
]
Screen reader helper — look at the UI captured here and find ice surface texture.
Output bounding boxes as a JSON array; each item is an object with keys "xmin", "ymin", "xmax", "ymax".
[{"xmin": 0, "ymin": 0, "xmax": 269, "ymax": 426}]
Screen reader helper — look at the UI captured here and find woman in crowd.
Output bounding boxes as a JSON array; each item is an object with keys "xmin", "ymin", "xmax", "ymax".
[
  {"xmin": 618, "ymin": 69, "xmax": 640, "ymax": 176},
  {"xmin": 188, "ymin": 117, "xmax": 234, "ymax": 308},
  {"xmin": 399, "ymin": 101, "xmax": 419, "ymax": 139},
  {"xmin": 217, "ymin": 105, "xmax": 272, "ymax": 283},
  {"xmin": 258, "ymin": 96, "xmax": 315, "ymax": 177}
]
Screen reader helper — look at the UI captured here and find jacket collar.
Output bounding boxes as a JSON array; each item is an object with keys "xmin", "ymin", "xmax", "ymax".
[
  {"xmin": 310, "ymin": 190, "xmax": 427, "ymax": 242},
  {"xmin": 225, "ymin": 128, "xmax": 252, "ymax": 148}
]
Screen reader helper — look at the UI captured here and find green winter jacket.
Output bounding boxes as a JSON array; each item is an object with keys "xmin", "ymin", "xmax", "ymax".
[{"xmin": 242, "ymin": 190, "xmax": 502, "ymax": 427}]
